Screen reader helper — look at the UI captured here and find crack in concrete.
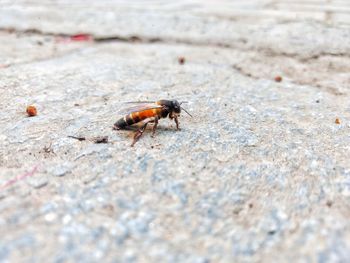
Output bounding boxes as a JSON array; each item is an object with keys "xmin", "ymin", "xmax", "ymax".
[
  {"xmin": 1, "ymin": 27, "xmax": 348, "ymax": 96},
  {"xmin": 0, "ymin": 46, "xmax": 89, "ymax": 69},
  {"xmin": 232, "ymin": 64, "xmax": 259, "ymax": 80},
  {"xmin": 1, "ymin": 27, "xmax": 349, "ymax": 63},
  {"xmin": 300, "ymin": 52, "xmax": 350, "ymax": 61},
  {"xmin": 232, "ymin": 63, "xmax": 347, "ymax": 96}
]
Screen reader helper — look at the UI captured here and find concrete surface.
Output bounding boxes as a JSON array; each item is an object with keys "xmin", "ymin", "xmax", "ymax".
[{"xmin": 0, "ymin": 1, "xmax": 350, "ymax": 262}]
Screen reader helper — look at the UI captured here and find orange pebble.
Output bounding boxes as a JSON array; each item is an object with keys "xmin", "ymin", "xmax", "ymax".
[
  {"xmin": 335, "ymin": 118, "xmax": 340, "ymax": 124},
  {"xmin": 178, "ymin": 57, "xmax": 186, "ymax": 65},
  {"xmin": 26, "ymin": 105, "xmax": 37, "ymax": 117},
  {"xmin": 274, "ymin": 76, "xmax": 282, "ymax": 82}
]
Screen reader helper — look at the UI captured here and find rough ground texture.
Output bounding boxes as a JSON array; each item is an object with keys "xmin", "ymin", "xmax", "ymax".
[{"xmin": 1, "ymin": 1, "xmax": 350, "ymax": 262}]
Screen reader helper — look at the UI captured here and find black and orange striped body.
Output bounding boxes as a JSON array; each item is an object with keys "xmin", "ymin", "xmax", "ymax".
[
  {"xmin": 114, "ymin": 103, "xmax": 169, "ymax": 129},
  {"xmin": 113, "ymin": 99, "xmax": 191, "ymax": 146}
]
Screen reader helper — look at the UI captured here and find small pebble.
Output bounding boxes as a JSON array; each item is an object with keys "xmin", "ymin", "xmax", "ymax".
[
  {"xmin": 274, "ymin": 76, "xmax": 282, "ymax": 82},
  {"xmin": 27, "ymin": 175, "xmax": 48, "ymax": 189},
  {"xmin": 26, "ymin": 105, "xmax": 37, "ymax": 117},
  {"xmin": 93, "ymin": 136, "xmax": 108, "ymax": 144},
  {"xmin": 44, "ymin": 213, "xmax": 57, "ymax": 222},
  {"xmin": 178, "ymin": 57, "xmax": 186, "ymax": 65}
]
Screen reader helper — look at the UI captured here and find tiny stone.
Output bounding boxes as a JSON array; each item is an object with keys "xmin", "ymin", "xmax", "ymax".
[
  {"xmin": 83, "ymin": 174, "xmax": 97, "ymax": 184},
  {"xmin": 47, "ymin": 164, "xmax": 73, "ymax": 177},
  {"xmin": 44, "ymin": 213, "xmax": 57, "ymax": 222},
  {"xmin": 27, "ymin": 174, "xmax": 48, "ymax": 189},
  {"xmin": 26, "ymin": 105, "xmax": 37, "ymax": 117},
  {"xmin": 93, "ymin": 136, "xmax": 108, "ymax": 144},
  {"xmin": 62, "ymin": 215, "xmax": 72, "ymax": 224},
  {"xmin": 178, "ymin": 56, "xmax": 186, "ymax": 65},
  {"xmin": 274, "ymin": 75, "xmax": 282, "ymax": 82}
]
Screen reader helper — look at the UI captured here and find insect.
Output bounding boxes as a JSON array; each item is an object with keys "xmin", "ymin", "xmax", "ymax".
[{"xmin": 113, "ymin": 99, "xmax": 192, "ymax": 147}]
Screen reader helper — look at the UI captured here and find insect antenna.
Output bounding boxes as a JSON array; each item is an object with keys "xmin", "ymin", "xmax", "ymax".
[
  {"xmin": 181, "ymin": 106, "xmax": 193, "ymax": 117},
  {"xmin": 179, "ymin": 101, "xmax": 192, "ymax": 117}
]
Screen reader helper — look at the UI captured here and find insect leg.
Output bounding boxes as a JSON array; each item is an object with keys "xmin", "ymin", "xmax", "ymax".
[
  {"xmin": 174, "ymin": 116, "xmax": 180, "ymax": 130},
  {"xmin": 130, "ymin": 118, "xmax": 154, "ymax": 147},
  {"xmin": 131, "ymin": 122, "xmax": 148, "ymax": 147},
  {"xmin": 151, "ymin": 116, "xmax": 159, "ymax": 138}
]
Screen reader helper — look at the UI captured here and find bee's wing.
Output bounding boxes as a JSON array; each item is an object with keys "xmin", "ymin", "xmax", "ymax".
[
  {"xmin": 118, "ymin": 103, "xmax": 163, "ymax": 115},
  {"xmin": 124, "ymin": 101, "xmax": 155, "ymax": 104}
]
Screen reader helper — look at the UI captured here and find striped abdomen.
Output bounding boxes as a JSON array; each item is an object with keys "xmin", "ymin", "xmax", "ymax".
[{"xmin": 114, "ymin": 108, "xmax": 164, "ymax": 129}]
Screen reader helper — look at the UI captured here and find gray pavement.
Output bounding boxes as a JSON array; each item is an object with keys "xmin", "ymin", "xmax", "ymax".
[{"xmin": 0, "ymin": 1, "xmax": 350, "ymax": 262}]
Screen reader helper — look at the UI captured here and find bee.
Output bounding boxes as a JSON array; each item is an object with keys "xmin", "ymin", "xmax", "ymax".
[{"xmin": 113, "ymin": 99, "xmax": 192, "ymax": 147}]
